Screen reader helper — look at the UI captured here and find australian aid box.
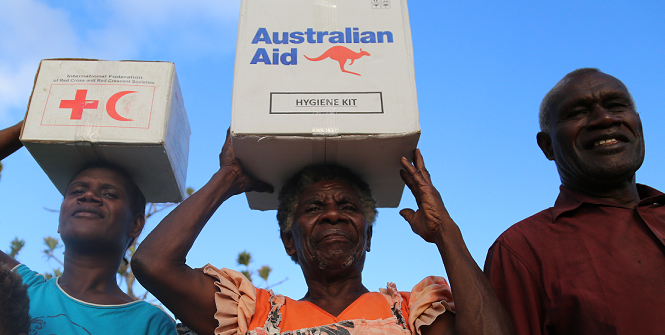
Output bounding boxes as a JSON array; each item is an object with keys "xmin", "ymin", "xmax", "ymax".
[
  {"xmin": 20, "ymin": 59, "xmax": 190, "ymax": 203},
  {"xmin": 231, "ymin": 0, "xmax": 420, "ymax": 210}
]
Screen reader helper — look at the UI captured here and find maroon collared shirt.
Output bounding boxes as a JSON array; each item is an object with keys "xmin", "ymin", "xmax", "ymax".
[{"xmin": 485, "ymin": 184, "xmax": 665, "ymax": 335}]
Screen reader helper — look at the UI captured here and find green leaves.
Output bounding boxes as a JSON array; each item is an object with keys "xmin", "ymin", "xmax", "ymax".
[
  {"xmin": 237, "ymin": 251, "xmax": 252, "ymax": 267},
  {"xmin": 42, "ymin": 236, "xmax": 64, "ymax": 278},
  {"xmin": 258, "ymin": 265, "xmax": 272, "ymax": 282},
  {"xmin": 43, "ymin": 236, "xmax": 61, "ymax": 253},
  {"xmin": 44, "ymin": 268, "xmax": 62, "ymax": 280},
  {"xmin": 7, "ymin": 237, "xmax": 25, "ymax": 258},
  {"xmin": 235, "ymin": 251, "xmax": 283, "ymax": 288},
  {"xmin": 241, "ymin": 270, "xmax": 252, "ymax": 282}
]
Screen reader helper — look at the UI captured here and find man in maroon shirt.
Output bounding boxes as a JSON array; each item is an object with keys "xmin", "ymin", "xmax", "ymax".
[{"xmin": 484, "ymin": 68, "xmax": 665, "ymax": 334}]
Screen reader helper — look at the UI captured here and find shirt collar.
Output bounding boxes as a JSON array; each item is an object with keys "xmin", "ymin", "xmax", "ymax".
[{"xmin": 551, "ymin": 184, "xmax": 665, "ymax": 222}]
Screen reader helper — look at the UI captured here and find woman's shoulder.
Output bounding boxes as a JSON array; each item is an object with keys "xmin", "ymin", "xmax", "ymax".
[
  {"xmin": 202, "ymin": 265, "xmax": 260, "ymax": 335},
  {"xmin": 406, "ymin": 276, "xmax": 454, "ymax": 312}
]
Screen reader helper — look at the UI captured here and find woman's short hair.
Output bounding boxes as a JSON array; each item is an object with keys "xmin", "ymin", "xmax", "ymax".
[{"xmin": 277, "ymin": 164, "xmax": 378, "ymax": 237}]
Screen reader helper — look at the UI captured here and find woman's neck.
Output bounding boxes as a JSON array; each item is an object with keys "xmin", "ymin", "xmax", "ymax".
[
  {"xmin": 59, "ymin": 249, "xmax": 133, "ymax": 305},
  {"xmin": 301, "ymin": 272, "xmax": 369, "ymax": 317}
]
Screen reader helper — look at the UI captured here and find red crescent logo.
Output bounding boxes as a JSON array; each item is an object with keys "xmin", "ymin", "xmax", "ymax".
[{"xmin": 106, "ymin": 91, "xmax": 136, "ymax": 121}]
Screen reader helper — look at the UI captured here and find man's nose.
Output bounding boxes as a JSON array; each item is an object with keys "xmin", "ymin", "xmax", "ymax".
[{"xmin": 587, "ymin": 105, "xmax": 623, "ymax": 129}]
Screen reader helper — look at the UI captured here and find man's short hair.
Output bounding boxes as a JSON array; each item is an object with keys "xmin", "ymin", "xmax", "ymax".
[
  {"xmin": 73, "ymin": 162, "xmax": 146, "ymax": 216},
  {"xmin": 539, "ymin": 68, "xmax": 637, "ymax": 133},
  {"xmin": 277, "ymin": 165, "xmax": 378, "ymax": 262},
  {"xmin": 539, "ymin": 68, "xmax": 604, "ymax": 134},
  {"xmin": 0, "ymin": 264, "xmax": 31, "ymax": 335}
]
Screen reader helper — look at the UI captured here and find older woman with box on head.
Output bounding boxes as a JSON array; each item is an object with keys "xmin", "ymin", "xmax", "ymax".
[{"xmin": 132, "ymin": 132, "xmax": 514, "ymax": 335}]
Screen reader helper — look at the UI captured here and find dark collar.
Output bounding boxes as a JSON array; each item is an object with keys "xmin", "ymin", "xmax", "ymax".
[{"xmin": 551, "ymin": 184, "xmax": 665, "ymax": 222}]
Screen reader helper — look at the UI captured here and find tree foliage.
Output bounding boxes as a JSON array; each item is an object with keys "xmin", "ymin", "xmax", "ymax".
[
  {"xmin": 7, "ymin": 237, "xmax": 24, "ymax": 259},
  {"xmin": 236, "ymin": 251, "xmax": 285, "ymax": 289},
  {"xmin": 42, "ymin": 236, "xmax": 64, "ymax": 280},
  {"xmin": 237, "ymin": 251, "xmax": 253, "ymax": 282},
  {"xmin": 258, "ymin": 265, "xmax": 272, "ymax": 282}
]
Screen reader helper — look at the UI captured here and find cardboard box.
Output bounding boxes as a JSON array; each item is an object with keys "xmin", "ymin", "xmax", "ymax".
[
  {"xmin": 231, "ymin": 0, "xmax": 420, "ymax": 210},
  {"xmin": 21, "ymin": 59, "xmax": 190, "ymax": 203}
]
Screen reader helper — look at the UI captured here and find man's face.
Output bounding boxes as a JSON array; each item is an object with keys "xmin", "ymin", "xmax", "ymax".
[
  {"xmin": 283, "ymin": 180, "xmax": 372, "ymax": 274},
  {"xmin": 58, "ymin": 167, "xmax": 142, "ymax": 253},
  {"xmin": 539, "ymin": 72, "xmax": 645, "ymax": 190}
]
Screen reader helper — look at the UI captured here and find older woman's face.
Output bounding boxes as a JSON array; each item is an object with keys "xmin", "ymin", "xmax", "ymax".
[{"xmin": 287, "ymin": 180, "xmax": 372, "ymax": 273}]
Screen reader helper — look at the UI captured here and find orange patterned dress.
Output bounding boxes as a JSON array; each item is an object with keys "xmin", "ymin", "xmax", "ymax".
[{"xmin": 203, "ymin": 265, "xmax": 455, "ymax": 335}]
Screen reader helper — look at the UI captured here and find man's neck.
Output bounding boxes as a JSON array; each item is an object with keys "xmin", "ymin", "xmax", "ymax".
[
  {"xmin": 564, "ymin": 177, "xmax": 641, "ymax": 207},
  {"xmin": 59, "ymin": 249, "xmax": 134, "ymax": 305}
]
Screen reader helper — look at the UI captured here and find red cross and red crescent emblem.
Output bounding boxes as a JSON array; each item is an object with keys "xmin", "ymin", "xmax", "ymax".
[{"xmin": 59, "ymin": 89, "xmax": 136, "ymax": 121}]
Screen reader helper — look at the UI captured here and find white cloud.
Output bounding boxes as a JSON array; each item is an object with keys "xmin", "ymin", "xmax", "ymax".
[
  {"xmin": 108, "ymin": 0, "xmax": 239, "ymax": 26},
  {"xmin": 0, "ymin": 64, "xmax": 36, "ymax": 124},
  {"xmin": 0, "ymin": 0, "xmax": 80, "ymax": 123},
  {"xmin": 0, "ymin": 0, "xmax": 240, "ymax": 123},
  {"xmin": 0, "ymin": 1, "xmax": 80, "ymax": 63}
]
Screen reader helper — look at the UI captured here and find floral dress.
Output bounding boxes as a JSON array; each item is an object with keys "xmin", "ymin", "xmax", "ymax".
[{"xmin": 203, "ymin": 265, "xmax": 455, "ymax": 335}]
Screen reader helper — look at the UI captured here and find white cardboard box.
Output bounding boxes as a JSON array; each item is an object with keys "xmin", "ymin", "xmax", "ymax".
[
  {"xmin": 231, "ymin": 0, "xmax": 420, "ymax": 210},
  {"xmin": 21, "ymin": 59, "xmax": 190, "ymax": 203}
]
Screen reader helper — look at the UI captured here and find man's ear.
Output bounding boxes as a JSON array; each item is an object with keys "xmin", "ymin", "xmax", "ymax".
[
  {"xmin": 366, "ymin": 225, "xmax": 372, "ymax": 252},
  {"xmin": 129, "ymin": 213, "xmax": 146, "ymax": 239},
  {"xmin": 537, "ymin": 132, "xmax": 555, "ymax": 161},
  {"xmin": 281, "ymin": 232, "xmax": 296, "ymax": 258}
]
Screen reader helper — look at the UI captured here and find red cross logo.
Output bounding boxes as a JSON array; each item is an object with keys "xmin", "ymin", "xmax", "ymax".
[
  {"xmin": 58, "ymin": 89, "xmax": 136, "ymax": 121},
  {"xmin": 59, "ymin": 89, "xmax": 99, "ymax": 120}
]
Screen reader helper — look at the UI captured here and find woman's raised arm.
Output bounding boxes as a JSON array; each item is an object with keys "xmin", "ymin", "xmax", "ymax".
[
  {"xmin": 132, "ymin": 130, "xmax": 272, "ymax": 335},
  {"xmin": 399, "ymin": 149, "xmax": 514, "ymax": 335},
  {"xmin": 0, "ymin": 121, "xmax": 23, "ymax": 161},
  {"xmin": 0, "ymin": 121, "xmax": 24, "ymax": 268}
]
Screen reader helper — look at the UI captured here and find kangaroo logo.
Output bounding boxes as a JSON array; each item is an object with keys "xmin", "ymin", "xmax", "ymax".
[{"xmin": 304, "ymin": 46, "xmax": 370, "ymax": 76}]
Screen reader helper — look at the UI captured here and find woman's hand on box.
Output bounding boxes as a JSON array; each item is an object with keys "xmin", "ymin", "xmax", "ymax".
[{"xmin": 219, "ymin": 128, "xmax": 273, "ymax": 196}]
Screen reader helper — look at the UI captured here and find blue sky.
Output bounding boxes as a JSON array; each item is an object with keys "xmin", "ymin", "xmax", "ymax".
[{"xmin": 1, "ymin": 0, "xmax": 664, "ymax": 315}]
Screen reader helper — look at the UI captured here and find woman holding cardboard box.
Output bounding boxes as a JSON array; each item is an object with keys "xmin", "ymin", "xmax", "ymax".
[
  {"xmin": 0, "ymin": 121, "xmax": 176, "ymax": 335},
  {"xmin": 133, "ymin": 131, "xmax": 514, "ymax": 335}
]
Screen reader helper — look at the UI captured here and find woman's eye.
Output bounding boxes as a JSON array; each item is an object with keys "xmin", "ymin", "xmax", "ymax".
[
  {"xmin": 341, "ymin": 204, "xmax": 357, "ymax": 211},
  {"xmin": 306, "ymin": 206, "xmax": 321, "ymax": 212}
]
